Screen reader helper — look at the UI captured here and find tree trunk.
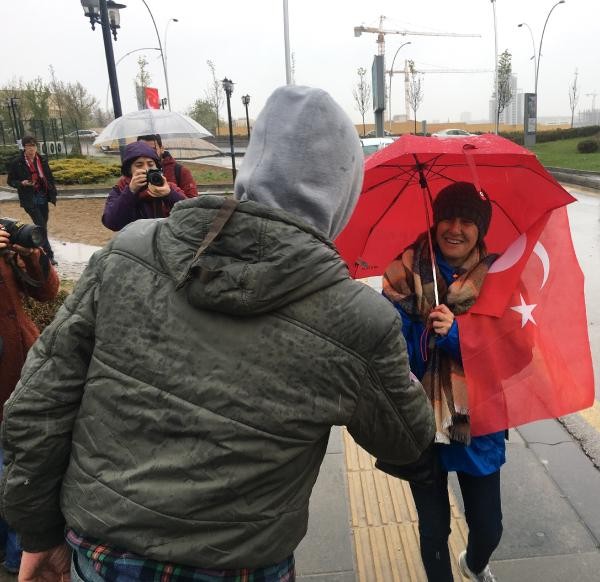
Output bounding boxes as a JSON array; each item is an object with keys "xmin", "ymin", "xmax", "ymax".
[
  {"xmin": 413, "ymin": 114, "xmax": 417, "ymax": 135},
  {"xmin": 361, "ymin": 114, "xmax": 366, "ymax": 137},
  {"xmin": 570, "ymin": 110, "xmax": 574, "ymax": 128}
]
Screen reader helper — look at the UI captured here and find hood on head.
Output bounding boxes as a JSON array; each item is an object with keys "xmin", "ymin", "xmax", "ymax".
[
  {"xmin": 234, "ymin": 86, "xmax": 364, "ymax": 240},
  {"xmin": 121, "ymin": 141, "xmax": 161, "ymax": 177}
]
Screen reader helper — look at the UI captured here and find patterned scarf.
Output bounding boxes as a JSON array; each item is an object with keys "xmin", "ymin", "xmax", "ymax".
[{"xmin": 382, "ymin": 232, "xmax": 495, "ymax": 445}]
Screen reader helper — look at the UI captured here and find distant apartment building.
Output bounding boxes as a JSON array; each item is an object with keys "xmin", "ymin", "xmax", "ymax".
[{"xmin": 489, "ymin": 75, "xmax": 523, "ymax": 126}]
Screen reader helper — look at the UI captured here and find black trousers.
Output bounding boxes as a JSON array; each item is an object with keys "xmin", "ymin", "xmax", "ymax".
[
  {"xmin": 24, "ymin": 203, "xmax": 54, "ymax": 259},
  {"xmin": 410, "ymin": 469, "xmax": 503, "ymax": 581}
]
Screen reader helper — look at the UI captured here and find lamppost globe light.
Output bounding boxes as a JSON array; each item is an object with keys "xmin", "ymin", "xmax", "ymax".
[
  {"xmin": 242, "ymin": 94, "xmax": 251, "ymax": 106},
  {"xmin": 222, "ymin": 78, "xmax": 235, "ymax": 97}
]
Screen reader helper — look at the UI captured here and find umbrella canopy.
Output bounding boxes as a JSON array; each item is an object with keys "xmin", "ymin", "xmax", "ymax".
[
  {"xmin": 335, "ymin": 134, "xmax": 576, "ymax": 278},
  {"xmin": 94, "ymin": 109, "xmax": 212, "ymax": 146}
]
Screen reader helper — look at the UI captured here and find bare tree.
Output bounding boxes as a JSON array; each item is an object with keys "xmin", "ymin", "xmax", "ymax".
[
  {"xmin": 407, "ymin": 60, "xmax": 423, "ymax": 134},
  {"xmin": 568, "ymin": 69, "xmax": 579, "ymax": 129},
  {"xmin": 205, "ymin": 60, "xmax": 224, "ymax": 136},
  {"xmin": 135, "ymin": 56, "xmax": 152, "ymax": 109},
  {"xmin": 496, "ymin": 49, "xmax": 513, "ymax": 130},
  {"xmin": 352, "ymin": 67, "xmax": 371, "ymax": 137}
]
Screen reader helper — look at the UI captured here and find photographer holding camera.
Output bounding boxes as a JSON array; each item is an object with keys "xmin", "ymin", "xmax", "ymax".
[
  {"xmin": 102, "ymin": 141, "xmax": 186, "ymax": 231},
  {"xmin": 0, "ymin": 219, "xmax": 59, "ymax": 575},
  {"xmin": 7, "ymin": 135, "xmax": 58, "ymax": 265}
]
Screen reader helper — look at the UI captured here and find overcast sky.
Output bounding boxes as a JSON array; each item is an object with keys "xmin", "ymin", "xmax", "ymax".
[{"xmin": 2, "ymin": 0, "xmax": 598, "ymax": 126}]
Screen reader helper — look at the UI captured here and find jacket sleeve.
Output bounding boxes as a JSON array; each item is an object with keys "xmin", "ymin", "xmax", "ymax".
[
  {"xmin": 165, "ymin": 182, "xmax": 186, "ymax": 204},
  {"xmin": 0, "ymin": 251, "xmax": 102, "ymax": 552},
  {"xmin": 435, "ymin": 319, "xmax": 461, "ymax": 361},
  {"xmin": 179, "ymin": 165, "xmax": 198, "ymax": 198},
  {"xmin": 19, "ymin": 250, "xmax": 60, "ymax": 302},
  {"xmin": 102, "ymin": 184, "xmax": 139, "ymax": 231},
  {"xmin": 43, "ymin": 158, "xmax": 58, "ymax": 199},
  {"xmin": 346, "ymin": 316, "xmax": 435, "ymax": 465}
]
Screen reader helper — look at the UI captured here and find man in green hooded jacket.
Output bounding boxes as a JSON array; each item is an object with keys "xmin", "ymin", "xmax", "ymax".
[{"xmin": 1, "ymin": 86, "xmax": 434, "ymax": 581}]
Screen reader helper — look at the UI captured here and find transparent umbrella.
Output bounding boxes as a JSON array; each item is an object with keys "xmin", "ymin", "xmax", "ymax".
[{"xmin": 93, "ymin": 109, "xmax": 216, "ymax": 159}]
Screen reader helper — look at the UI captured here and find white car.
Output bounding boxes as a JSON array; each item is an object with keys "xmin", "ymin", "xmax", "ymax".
[
  {"xmin": 361, "ymin": 137, "xmax": 394, "ymax": 157},
  {"xmin": 431, "ymin": 128, "xmax": 474, "ymax": 138},
  {"xmin": 66, "ymin": 129, "xmax": 99, "ymax": 139}
]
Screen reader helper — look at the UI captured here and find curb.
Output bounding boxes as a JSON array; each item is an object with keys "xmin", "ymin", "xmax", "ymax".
[{"xmin": 546, "ymin": 167, "xmax": 600, "ymax": 191}]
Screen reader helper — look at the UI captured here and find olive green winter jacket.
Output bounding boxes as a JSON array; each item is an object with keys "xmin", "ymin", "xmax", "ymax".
[{"xmin": 1, "ymin": 195, "xmax": 434, "ymax": 569}]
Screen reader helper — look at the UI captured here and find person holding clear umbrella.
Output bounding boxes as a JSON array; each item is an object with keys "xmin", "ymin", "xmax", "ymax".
[{"xmin": 102, "ymin": 141, "xmax": 186, "ymax": 231}]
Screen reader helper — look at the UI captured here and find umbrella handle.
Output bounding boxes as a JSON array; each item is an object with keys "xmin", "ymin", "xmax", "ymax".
[{"xmin": 417, "ymin": 165, "xmax": 440, "ymax": 307}]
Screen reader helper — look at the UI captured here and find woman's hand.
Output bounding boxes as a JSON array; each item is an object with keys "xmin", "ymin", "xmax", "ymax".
[
  {"xmin": 147, "ymin": 174, "xmax": 171, "ymax": 198},
  {"xmin": 429, "ymin": 304, "xmax": 454, "ymax": 336},
  {"xmin": 129, "ymin": 169, "xmax": 149, "ymax": 193},
  {"xmin": 0, "ymin": 228, "xmax": 10, "ymax": 250}
]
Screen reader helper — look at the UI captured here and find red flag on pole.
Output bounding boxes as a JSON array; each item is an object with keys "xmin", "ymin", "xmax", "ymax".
[
  {"xmin": 145, "ymin": 87, "xmax": 160, "ymax": 109},
  {"xmin": 458, "ymin": 206, "xmax": 595, "ymax": 436}
]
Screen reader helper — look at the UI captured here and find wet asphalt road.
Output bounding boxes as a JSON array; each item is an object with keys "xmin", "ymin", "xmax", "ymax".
[{"xmin": 566, "ymin": 187, "xmax": 600, "ymax": 401}]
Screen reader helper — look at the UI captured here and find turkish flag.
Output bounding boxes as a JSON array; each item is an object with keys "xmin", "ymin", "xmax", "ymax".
[
  {"xmin": 145, "ymin": 87, "xmax": 160, "ymax": 109},
  {"xmin": 458, "ymin": 206, "xmax": 595, "ymax": 436}
]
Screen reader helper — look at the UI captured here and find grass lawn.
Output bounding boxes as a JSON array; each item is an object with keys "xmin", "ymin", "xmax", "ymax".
[{"xmin": 529, "ymin": 137, "xmax": 600, "ymax": 171}]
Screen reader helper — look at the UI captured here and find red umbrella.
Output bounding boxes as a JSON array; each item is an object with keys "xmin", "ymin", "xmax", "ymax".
[{"xmin": 335, "ymin": 134, "xmax": 575, "ymax": 279}]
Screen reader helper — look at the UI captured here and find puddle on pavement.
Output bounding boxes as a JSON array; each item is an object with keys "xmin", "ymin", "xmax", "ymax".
[{"xmin": 50, "ymin": 239, "xmax": 102, "ymax": 280}]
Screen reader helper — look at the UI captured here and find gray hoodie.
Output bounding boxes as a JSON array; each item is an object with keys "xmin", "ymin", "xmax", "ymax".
[{"xmin": 235, "ymin": 85, "xmax": 363, "ymax": 239}]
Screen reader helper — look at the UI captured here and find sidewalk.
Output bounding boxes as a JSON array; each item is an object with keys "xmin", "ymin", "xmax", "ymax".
[{"xmin": 296, "ymin": 417, "xmax": 600, "ymax": 581}]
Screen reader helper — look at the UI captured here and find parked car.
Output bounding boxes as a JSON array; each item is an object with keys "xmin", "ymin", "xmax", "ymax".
[
  {"xmin": 66, "ymin": 129, "xmax": 99, "ymax": 139},
  {"xmin": 431, "ymin": 128, "xmax": 474, "ymax": 137},
  {"xmin": 364, "ymin": 129, "xmax": 393, "ymax": 138},
  {"xmin": 360, "ymin": 137, "xmax": 394, "ymax": 157}
]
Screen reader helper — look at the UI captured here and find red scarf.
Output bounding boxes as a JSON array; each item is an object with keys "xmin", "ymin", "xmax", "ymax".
[{"xmin": 25, "ymin": 154, "xmax": 48, "ymax": 194}]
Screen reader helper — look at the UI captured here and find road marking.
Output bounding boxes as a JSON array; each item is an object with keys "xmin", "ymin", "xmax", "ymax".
[{"xmin": 577, "ymin": 400, "xmax": 600, "ymax": 432}]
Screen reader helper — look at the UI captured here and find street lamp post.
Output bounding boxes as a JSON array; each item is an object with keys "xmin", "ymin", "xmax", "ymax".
[
  {"xmin": 222, "ymin": 78, "xmax": 237, "ymax": 181},
  {"xmin": 535, "ymin": 1, "xmax": 566, "ymax": 98},
  {"xmin": 164, "ymin": 17, "xmax": 179, "ymax": 109},
  {"xmin": 517, "ymin": 22, "xmax": 537, "ymax": 92},
  {"xmin": 81, "ymin": 0, "xmax": 125, "ymax": 120},
  {"xmin": 388, "ymin": 41, "xmax": 411, "ymax": 134},
  {"xmin": 490, "ymin": 0, "xmax": 499, "ymax": 134},
  {"xmin": 141, "ymin": 0, "xmax": 172, "ymax": 110},
  {"xmin": 241, "ymin": 95, "xmax": 251, "ymax": 140}
]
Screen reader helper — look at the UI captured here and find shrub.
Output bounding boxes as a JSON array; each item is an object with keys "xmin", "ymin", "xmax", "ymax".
[
  {"xmin": 500, "ymin": 125, "xmax": 600, "ymax": 146},
  {"xmin": 576, "ymin": 139, "xmax": 599, "ymax": 154},
  {"xmin": 0, "ymin": 145, "xmax": 20, "ymax": 173},
  {"xmin": 48, "ymin": 158, "xmax": 121, "ymax": 184}
]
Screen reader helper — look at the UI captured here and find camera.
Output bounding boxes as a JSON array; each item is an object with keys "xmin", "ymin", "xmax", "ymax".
[
  {"xmin": 146, "ymin": 168, "xmax": 165, "ymax": 187},
  {"xmin": 0, "ymin": 218, "xmax": 44, "ymax": 248}
]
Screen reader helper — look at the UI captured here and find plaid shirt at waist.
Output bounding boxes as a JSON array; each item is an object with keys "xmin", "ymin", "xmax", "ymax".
[{"xmin": 66, "ymin": 530, "xmax": 295, "ymax": 582}]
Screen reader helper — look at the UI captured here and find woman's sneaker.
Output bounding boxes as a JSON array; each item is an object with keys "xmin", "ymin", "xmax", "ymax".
[{"xmin": 458, "ymin": 551, "xmax": 497, "ymax": 582}]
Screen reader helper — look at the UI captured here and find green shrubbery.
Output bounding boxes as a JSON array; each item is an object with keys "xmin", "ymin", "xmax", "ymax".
[
  {"xmin": 0, "ymin": 145, "xmax": 20, "ymax": 173},
  {"xmin": 500, "ymin": 125, "xmax": 600, "ymax": 146},
  {"xmin": 49, "ymin": 158, "xmax": 121, "ymax": 185},
  {"xmin": 576, "ymin": 139, "xmax": 599, "ymax": 154}
]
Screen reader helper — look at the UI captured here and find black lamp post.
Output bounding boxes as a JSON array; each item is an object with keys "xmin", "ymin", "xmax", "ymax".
[
  {"xmin": 241, "ymin": 94, "xmax": 251, "ymax": 140},
  {"xmin": 81, "ymin": 0, "xmax": 125, "ymax": 120},
  {"xmin": 222, "ymin": 78, "xmax": 237, "ymax": 181}
]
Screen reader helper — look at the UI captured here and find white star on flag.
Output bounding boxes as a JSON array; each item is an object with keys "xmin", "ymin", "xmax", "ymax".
[{"xmin": 510, "ymin": 294, "xmax": 537, "ymax": 328}]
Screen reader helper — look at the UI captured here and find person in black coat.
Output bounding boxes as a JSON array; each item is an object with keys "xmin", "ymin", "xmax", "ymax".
[{"xmin": 7, "ymin": 135, "xmax": 58, "ymax": 264}]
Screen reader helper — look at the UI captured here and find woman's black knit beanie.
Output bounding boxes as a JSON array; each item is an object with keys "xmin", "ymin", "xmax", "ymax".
[{"xmin": 433, "ymin": 182, "xmax": 492, "ymax": 240}]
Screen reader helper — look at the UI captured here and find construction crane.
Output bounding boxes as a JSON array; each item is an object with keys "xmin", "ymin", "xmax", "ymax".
[
  {"xmin": 354, "ymin": 15, "xmax": 481, "ymax": 134},
  {"xmin": 354, "ymin": 15, "xmax": 480, "ymax": 55},
  {"xmin": 586, "ymin": 92, "xmax": 597, "ymax": 112},
  {"xmin": 390, "ymin": 63, "xmax": 492, "ymax": 123}
]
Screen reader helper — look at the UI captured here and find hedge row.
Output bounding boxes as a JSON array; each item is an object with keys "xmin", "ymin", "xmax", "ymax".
[
  {"xmin": 48, "ymin": 158, "xmax": 121, "ymax": 185},
  {"xmin": 500, "ymin": 125, "xmax": 600, "ymax": 145}
]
